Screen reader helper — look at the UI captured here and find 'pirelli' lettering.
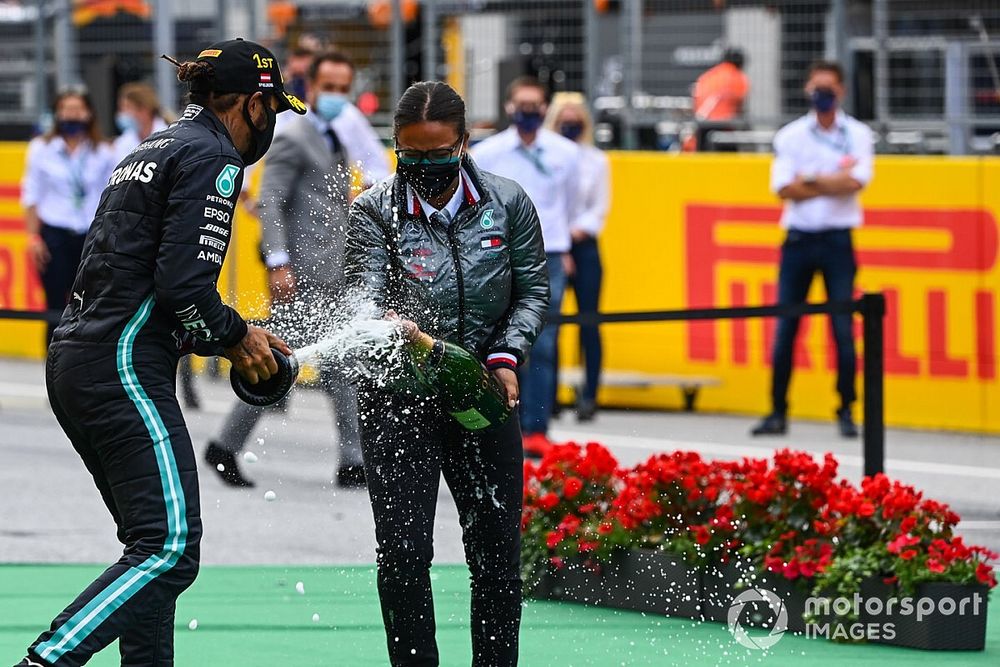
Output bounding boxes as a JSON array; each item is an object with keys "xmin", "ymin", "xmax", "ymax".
[{"xmin": 199, "ymin": 235, "xmax": 227, "ymax": 252}]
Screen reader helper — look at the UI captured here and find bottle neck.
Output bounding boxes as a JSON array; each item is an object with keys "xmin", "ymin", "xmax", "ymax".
[{"xmin": 408, "ymin": 331, "xmax": 436, "ymax": 366}]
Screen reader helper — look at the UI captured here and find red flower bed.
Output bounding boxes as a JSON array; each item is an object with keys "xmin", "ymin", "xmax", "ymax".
[{"xmin": 522, "ymin": 443, "xmax": 998, "ymax": 600}]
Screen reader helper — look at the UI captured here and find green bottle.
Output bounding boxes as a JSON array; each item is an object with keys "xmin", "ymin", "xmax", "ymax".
[{"xmin": 409, "ymin": 331, "xmax": 512, "ymax": 431}]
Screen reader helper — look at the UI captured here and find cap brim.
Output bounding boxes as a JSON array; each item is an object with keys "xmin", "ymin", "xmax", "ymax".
[{"xmin": 279, "ymin": 91, "xmax": 307, "ymax": 115}]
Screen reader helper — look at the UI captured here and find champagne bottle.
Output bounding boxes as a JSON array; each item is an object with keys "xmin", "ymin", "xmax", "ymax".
[
  {"xmin": 230, "ymin": 347, "xmax": 300, "ymax": 407},
  {"xmin": 409, "ymin": 332, "xmax": 512, "ymax": 431}
]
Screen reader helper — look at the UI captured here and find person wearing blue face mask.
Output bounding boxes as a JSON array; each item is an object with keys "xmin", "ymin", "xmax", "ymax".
[
  {"xmin": 752, "ymin": 60, "xmax": 874, "ymax": 440},
  {"xmin": 22, "ymin": 88, "xmax": 115, "ymax": 345},
  {"xmin": 205, "ymin": 50, "xmax": 387, "ymax": 489},
  {"xmin": 544, "ymin": 92, "xmax": 611, "ymax": 423},
  {"xmin": 112, "ymin": 82, "xmax": 171, "ymax": 165},
  {"xmin": 472, "ymin": 76, "xmax": 581, "ymax": 458}
]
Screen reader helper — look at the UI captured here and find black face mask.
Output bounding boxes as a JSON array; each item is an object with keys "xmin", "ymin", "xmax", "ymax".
[
  {"xmin": 397, "ymin": 157, "xmax": 462, "ymax": 200},
  {"xmin": 240, "ymin": 96, "xmax": 276, "ymax": 165}
]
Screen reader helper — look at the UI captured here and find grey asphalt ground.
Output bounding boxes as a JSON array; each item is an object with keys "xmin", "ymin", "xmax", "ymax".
[{"xmin": 2, "ymin": 357, "xmax": 998, "ymax": 566}]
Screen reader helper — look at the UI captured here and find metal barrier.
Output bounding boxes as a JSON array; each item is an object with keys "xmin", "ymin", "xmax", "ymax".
[{"xmin": 0, "ymin": 292, "xmax": 888, "ymax": 475}]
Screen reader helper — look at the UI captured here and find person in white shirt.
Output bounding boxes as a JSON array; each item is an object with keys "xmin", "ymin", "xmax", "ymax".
[
  {"xmin": 472, "ymin": 76, "xmax": 580, "ymax": 456},
  {"xmin": 112, "ymin": 82, "xmax": 171, "ymax": 165},
  {"xmin": 22, "ymin": 88, "xmax": 115, "ymax": 343},
  {"xmin": 752, "ymin": 60, "xmax": 874, "ymax": 439},
  {"xmin": 544, "ymin": 91, "xmax": 611, "ymax": 422}
]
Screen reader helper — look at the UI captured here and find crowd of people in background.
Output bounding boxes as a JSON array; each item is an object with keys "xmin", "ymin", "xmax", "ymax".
[{"xmin": 24, "ymin": 41, "xmax": 864, "ymax": 496}]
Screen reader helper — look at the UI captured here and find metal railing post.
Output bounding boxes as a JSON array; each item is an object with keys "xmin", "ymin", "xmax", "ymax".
[{"xmin": 860, "ymin": 292, "xmax": 886, "ymax": 477}]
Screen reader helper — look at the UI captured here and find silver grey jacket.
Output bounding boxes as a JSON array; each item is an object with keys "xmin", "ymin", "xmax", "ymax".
[
  {"xmin": 258, "ymin": 114, "xmax": 350, "ymax": 286},
  {"xmin": 345, "ymin": 157, "xmax": 549, "ymax": 367}
]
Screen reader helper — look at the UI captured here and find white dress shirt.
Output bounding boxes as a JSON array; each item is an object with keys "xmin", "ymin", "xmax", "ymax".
[
  {"xmin": 329, "ymin": 103, "xmax": 391, "ymax": 186},
  {"xmin": 21, "ymin": 135, "xmax": 115, "ymax": 235},
  {"xmin": 471, "ymin": 127, "xmax": 579, "ymax": 253},
  {"xmin": 413, "ymin": 174, "xmax": 465, "ymax": 224},
  {"xmin": 770, "ymin": 110, "xmax": 874, "ymax": 231},
  {"xmin": 112, "ymin": 117, "xmax": 169, "ymax": 165},
  {"xmin": 573, "ymin": 144, "xmax": 611, "ymax": 237}
]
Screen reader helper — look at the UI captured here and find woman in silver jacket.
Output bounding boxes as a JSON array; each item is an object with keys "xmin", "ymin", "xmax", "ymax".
[{"xmin": 345, "ymin": 80, "xmax": 548, "ymax": 667}]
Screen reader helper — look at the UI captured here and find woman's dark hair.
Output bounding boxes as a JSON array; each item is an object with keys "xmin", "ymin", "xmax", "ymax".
[
  {"xmin": 393, "ymin": 81, "xmax": 466, "ymax": 138},
  {"xmin": 45, "ymin": 88, "xmax": 103, "ymax": 144},
  {"xmin": 175, "ymin": 60, "xmax": 241, "ymax": 113}
]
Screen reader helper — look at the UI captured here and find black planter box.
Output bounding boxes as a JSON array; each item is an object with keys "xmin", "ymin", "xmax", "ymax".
[
  {"xmin": 859, "ymin": 579, "xmax": 990, "ymax": 650},
  {"xmin": 535, "ymin": 556, "xmax": 606, "ymax": 607},
  {"xmin": 603, "ymin": 549, "xmax": 702, "ymax": 619},
  {"xmin": 700, "ymin": 557, "xmax": 810, "ymax": 633}
]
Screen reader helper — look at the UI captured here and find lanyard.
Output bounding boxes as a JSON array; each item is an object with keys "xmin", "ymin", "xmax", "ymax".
[
  {"xmin": 810, "ymin": 124, "xmax": 851, "ymax": 155},
  {"xmin": 60, "ymin": 143, "xmax": 90, "ymax": 210},
  {"xmin": 516, "ymin": 144, "xmax": 549, "ymax": 177}
]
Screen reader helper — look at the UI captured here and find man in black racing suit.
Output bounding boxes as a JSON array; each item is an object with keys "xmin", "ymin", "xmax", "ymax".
[{"xmin": 17, "ymin": 39, "xmax": 306, "ymax": 667}]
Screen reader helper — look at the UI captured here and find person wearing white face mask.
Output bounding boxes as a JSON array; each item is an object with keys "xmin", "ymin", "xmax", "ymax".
[{"xmin": 205, "ymin": 51, "xmax": 381, "ymax": 489}]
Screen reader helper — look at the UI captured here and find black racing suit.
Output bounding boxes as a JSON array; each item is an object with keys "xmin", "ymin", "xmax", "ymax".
[{"xmin": 28, "ymin": 104, "xmax": 248, "ymax": 667}]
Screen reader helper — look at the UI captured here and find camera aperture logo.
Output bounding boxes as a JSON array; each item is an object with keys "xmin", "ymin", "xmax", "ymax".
[{"xmin": 727, "ymin": 588, "xmax": 788, "ymax": 650}]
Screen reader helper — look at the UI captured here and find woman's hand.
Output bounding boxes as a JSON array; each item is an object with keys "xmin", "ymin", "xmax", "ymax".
[
  {"xmin": 268, "ymin": 265, "xmax": 296, "ymax": 304},
  {"xmin": 385, "ymin": 309, "xmax": 420, "ymax": 342},
  {"xmin": 28, "ymin": 233, "xmax": 50, "ymax": 272},
  {"xmin": 492, "ymin": 367, "xmax": 519, "ymax": 408},
  {"xmin": 561, "ymin": 252, "xmax": 576, "ymax": 279}
]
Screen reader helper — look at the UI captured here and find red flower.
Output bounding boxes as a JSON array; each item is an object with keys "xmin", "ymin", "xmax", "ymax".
[
  {"xmin": 546, "ymin": 531, "xmax": 562, "ymax": 549},
  {"xmin": 563, "ymin": 476, "xmax": 583, "ymax": 500},
  {"xmin": 887, "ymin": 533, "xmax": 920, "ymax": 554},
  {"xmin": 899, "ymin": 548, "xmax": 918, "ymax": 561},
  {"xmin": 538, "ymin": 493, "xmax": 559, "ymax": 511},
  {"xmin": 549, "ymin": 556, "xmax": 564, "ymax": 569},
  {"xmin": 900, "ymin": 516, "xmax": 917, "ymax": 533},
  {"xmin": 692, "ymin": 525, "xmax": 711, "ymax": 546},
  {"xmin": 857, "ymin": 501, "xmax": 876, "ymax": 518},
  {"xmin": 976, "ymin": 563, "xmax": 997, "ymax": 587},
  {"xmin": 926, "ymin": 558, "xmax": 946, "ymax": 574}
]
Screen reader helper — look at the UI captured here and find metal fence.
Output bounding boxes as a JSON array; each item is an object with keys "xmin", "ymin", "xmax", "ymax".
[{"xmin": 3, "ymin": 0, "xmax": 999, "ymax": 154}]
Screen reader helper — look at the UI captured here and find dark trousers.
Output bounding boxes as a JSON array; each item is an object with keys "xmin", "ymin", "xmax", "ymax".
[
  {"xmin": 569, "ymin": 237, "xmax": 603, "ymax": 402},
  {"xmin": 359, "ymin": 387, "xmax": 524, "ymax": 666},
  {"xmin": 770, "ymin": 228, "xmax": 858, "ymax": 416},
  {"xmin": 520, "ymin": 253, "xmax": 566, "ymax": 434},
  {"xmin": 39, "ymin": 224, "xmax": 87, "ymax": 344},
  {"xmin": 29, "ymin": 340, "xmax": 201, "ymax": 667}
]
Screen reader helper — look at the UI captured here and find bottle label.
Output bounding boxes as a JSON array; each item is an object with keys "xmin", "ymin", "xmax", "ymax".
[{"xmin": 451, "ymin": 407, "xmax": 491, "ymax": 430}]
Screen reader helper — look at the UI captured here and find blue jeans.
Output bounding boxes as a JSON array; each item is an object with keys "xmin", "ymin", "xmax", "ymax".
[
  {"xmin": 770, "ymin": 229, "xmax": 857, "ymax": 416},
  {"xmin": 520, "ymin": 253, "xmax": 566, "ymax": 435},
  {"xmin": 570, "ymin": 237, "xmax": 603, "ymax": 402}
]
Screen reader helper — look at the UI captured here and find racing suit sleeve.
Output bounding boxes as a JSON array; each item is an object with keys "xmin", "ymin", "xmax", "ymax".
[
  {"xmin": 485, "ymin": 187, "xmax": 550, "ymax": 370},
  {"xmin": 155, "ymin": 153, "xmax": 248, "ymax": 349}
]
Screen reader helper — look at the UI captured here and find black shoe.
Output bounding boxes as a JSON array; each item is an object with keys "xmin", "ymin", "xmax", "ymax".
[
  {"xmin": 837, "ymin": 408, "xmax": 859, "ymax": 438},
  {"xmin": 15, "ymin": 656, "xmax": 46, "ymax": 667},
  {"xmin": 205, "ymin": 442, "xmax": 255, "ymax": 488},
  {"xmin": 576, "ymin": 399, "xmax": 597, "ymax": 423},
  {"xmin": 336, "ymin": 464, "xmax": 366, "ymax": 489},
  {"xmin": 751, "ymin": 414, "xmax": 787, "ymax": 436}
]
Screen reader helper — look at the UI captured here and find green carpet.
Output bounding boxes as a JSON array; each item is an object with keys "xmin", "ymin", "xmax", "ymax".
[{"xmin": 1, "ymin": 564, "xmax": 996, "ymax": 666}]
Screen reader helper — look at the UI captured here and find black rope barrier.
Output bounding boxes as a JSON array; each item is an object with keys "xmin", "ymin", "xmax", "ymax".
[{"xmin": 0, "ymin": 293, "xmax": 888, "ymax": 475}]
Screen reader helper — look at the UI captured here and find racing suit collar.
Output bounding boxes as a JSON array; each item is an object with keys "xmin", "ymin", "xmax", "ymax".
[{"xmin": 180, "ymin": 104, "xmax": 238, "ymax": 156}]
